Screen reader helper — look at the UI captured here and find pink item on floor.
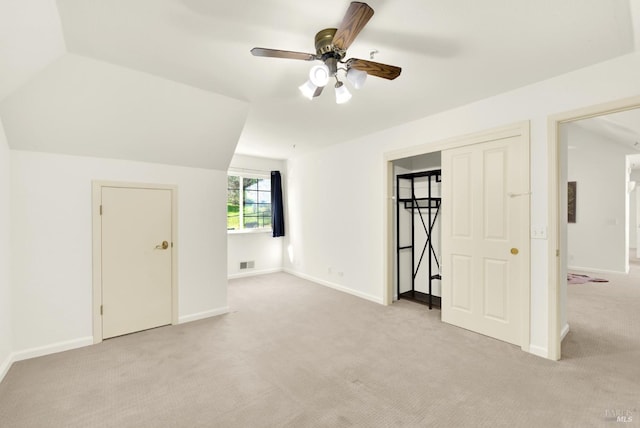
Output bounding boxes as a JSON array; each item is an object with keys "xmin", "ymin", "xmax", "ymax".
[{"xmin": 567, "ymin": 273, "xmax": 608, "ymax": 284}]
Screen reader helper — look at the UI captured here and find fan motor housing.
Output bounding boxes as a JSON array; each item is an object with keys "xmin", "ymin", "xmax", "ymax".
[{"xmin": 315, "ymin": 28, "xmax": 337, "ymax": 55}]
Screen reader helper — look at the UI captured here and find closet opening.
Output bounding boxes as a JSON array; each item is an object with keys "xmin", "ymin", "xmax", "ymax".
[{"xmin": 392, "ymin": 152, "xmax": 442, "ymax": 309}]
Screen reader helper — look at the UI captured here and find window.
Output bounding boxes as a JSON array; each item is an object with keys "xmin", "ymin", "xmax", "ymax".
[{"xmin": 227, "ymin": 174, "xmax": 271, "ymax": 231}]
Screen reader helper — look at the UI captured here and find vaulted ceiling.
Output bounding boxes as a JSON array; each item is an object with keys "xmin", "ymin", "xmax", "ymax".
[{"xmin": 0, "ymin": 0, "xmax": 638, "ymax": 167}]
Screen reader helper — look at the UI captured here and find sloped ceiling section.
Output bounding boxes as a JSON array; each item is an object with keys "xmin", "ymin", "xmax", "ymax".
[
  {"xmin": 0, "ymin": 0, "xmax": 249, "ymax": 170},
  {"xmin": 0, "ymin": 54, "xmax": 249, "ymax": 170},
  {"xmin": 0, "ymin": 0, "xmax": 66, "ymax": 101}
]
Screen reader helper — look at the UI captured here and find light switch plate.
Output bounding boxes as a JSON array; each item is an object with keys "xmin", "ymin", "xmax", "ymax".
[{"xmin": 531, "ymin": 225, "xmax": 547, "ymax": 239}]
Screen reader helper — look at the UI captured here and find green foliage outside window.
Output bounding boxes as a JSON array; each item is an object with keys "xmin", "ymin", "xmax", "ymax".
[{"xmin": 227, "ymin": 175, "xmax": 271, "ymax": 230}]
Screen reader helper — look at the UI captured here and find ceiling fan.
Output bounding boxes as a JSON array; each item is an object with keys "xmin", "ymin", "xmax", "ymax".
[{"xmin": 250, "ymin": 1, "xmax": 401, "ymax": 103}]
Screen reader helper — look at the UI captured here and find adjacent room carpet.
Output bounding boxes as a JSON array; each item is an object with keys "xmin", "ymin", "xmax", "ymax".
[{"xmin": 0, "ymin": 271, "xmax": 638, "ymax": 427}]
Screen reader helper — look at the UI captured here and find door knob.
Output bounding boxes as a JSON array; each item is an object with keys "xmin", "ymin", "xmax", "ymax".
[
  {"xmin": 510, "ymin": 248, "xmax": 519, "ymax": 255},
  {"xmin": 156, "ymin": 240, "xmax": 169, "ymax": 250}
]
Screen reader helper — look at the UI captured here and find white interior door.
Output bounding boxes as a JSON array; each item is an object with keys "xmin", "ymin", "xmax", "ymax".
[
  {"xmin": 441, "ymin": 134, "xmax": 529, "ymax": 346},
  {"xmin": 101, "ymin": 186, "xmax": 173, "ymax": 339}
]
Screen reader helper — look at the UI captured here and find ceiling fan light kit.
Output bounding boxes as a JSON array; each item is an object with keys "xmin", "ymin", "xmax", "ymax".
[
  {"xmin": 250, "ymin": 1, "xmax": 401, "ymax": 104},
  {"xmin": 309, "ymin": 64, "xmax": 330, "ymax": 87},
  {"xmin": 298, "ymin": 80, "xmax": 318, "ymax": 100},
  {"xmin": 334, "ymin": 81, "xmax": 352, "ymax": 104},
  {"xmin": 346, "ymin": 67, "xmax": 367, "ymax": 89}
]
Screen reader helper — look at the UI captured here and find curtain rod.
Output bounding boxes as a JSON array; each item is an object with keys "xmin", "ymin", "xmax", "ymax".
[{"xmin": 227, "ymin": 167, "xmax": 272, "ymax": 174}]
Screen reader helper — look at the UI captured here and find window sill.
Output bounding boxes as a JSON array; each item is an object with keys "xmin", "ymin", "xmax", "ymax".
[{"xmin": 227, "ymin": 228, "xmax": 273, "ymax": 235}]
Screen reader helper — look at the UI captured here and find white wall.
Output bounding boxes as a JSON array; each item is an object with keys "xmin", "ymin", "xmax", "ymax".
[
  {"xmin": 227, "ymin": 154, "xmax": 285, "ymax": 278},
  {"xmin": 284, "ymin": 51, "xmax": 640, "ymax": 357},
  {"xmin": 285, "ymin": 141, "xmax": 387, "ymax": 304},
  {"xmin": 565, "ymin": 123, "xmax": 636, "ymax": 273},
  {"xmin": 11, "ymin": 150, "xmax": 228, "ymax": 356},
  {"xmin": 227, "ymin": 232, "xmax": 283, "ymax": 278},
  {"xmin": 0, "ymin": 119, "xmax": 12, "ymax": 380}
]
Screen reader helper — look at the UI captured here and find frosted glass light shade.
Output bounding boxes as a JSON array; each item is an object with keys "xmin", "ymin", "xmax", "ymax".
[
  {"xmin": 346, "ymin": 68, "xmax": 367, "ymax": 89},
  {"xmin": 298, "ymin": 80, "xmax": 318, "ymax": 100},
  {"xmin": 309, "ymin": 64, "xmax": 330, "ymax": 87},
  {"xmin": 334, "ymin": 81, "xmax": 352, "ymax": 104}
]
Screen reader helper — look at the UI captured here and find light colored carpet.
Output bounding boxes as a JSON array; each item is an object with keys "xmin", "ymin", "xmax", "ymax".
[{"xmin": 0, "ymin": 271, "xmax": 639, "ymax": 427}]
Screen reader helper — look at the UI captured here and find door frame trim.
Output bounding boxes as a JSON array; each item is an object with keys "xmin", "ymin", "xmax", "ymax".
[
  {"xmin": 92, "ymin": 181, "xmax": 179, "ymax": 344},
  {"xmin": 383, "ymin": 121, "xmax": 531, "ymax": 352},
  {"xmin": 547, "ymin": 95, "xmax": 640, "ymax": 360}
]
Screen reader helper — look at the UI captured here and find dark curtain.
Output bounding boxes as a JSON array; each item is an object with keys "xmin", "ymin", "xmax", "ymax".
[{"xmin": 271, "ymin": 171, "xmax": 285, "ymax": 237}]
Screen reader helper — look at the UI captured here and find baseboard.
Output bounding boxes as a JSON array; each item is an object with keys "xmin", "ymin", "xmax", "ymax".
[
  {"xmin": 561, "ymin": 323, "xmax": 571, "ymax": 341},
  {"xmin": 0, "ymin": 352, "xmax": 14, "ymax": 384},
  {"xmin": 568, "ymin": 265, "xmax": 625, "ymax": 275},
  {"xmin": 283, "ymin": 268, "xmax": 384, "ymax": 305},
  {"xmin": 179, "ymin": 306, "xmax": 229, "ymax": 324},
  {"xmin": 528, "ymin": 344, "xmax": 549, "ymax": 359},
  {"xmin": 228, "ymin": 267, "xmax": 283, "ymax": 280},
  {"xmin": 12, "ymin": 336, "xmax": 94, "ymax": 363}
]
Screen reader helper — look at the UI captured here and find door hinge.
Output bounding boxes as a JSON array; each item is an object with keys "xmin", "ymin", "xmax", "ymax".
[
  {"xmin": 100, "ymin": 305, "xmax": 103, "ymax": 315},
  {"xmin": 99, "ymin": 205, "xmax": 103, "ymax": 215},
  {"xmin": 556, "ymin": 249, "xmax": 560, "ymax": 257}
]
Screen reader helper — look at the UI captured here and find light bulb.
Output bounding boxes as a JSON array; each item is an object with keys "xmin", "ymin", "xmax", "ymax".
[
  {"xmin": 334, "ymin": 81, "xmax": 352, "ymax": 104},
  {"xmin": 309, "ymin": 64, "xmax": 330, "ymax": 87},
  {"xmin": 346, "ymin": 68, "xmax": 367, "ymax": 89},
  {"xmin": 298, "ymin": 80, "xmax": 318, "ymax": 100}
]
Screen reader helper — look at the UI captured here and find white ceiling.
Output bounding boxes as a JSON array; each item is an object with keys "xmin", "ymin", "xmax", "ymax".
[
  {"xmin": 599, "ymin": 109, "xmax": 640, "ymax": 149},
  {"xmin": 0, "ymin": 0, "xmax": 637, "ymax": 166},
  {"xmin": 573, "ymin": 108, "xmax": 640, "ymax": 154}
]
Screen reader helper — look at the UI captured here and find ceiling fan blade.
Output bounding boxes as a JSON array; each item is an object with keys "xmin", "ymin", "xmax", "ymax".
[
  {"xmin": 250, "ymin": 47, "xmax": 316, "ymax": 61},
  {"xmin": 332, "ymin": 2, "xmax": 374, "ymax": 51},
  {"xmin": 348, "ymin": 58, "xmax": 401, "ymax": 80},
  {"xmin": 313, "ymin": 86, "xmax": 324, "ymax": 98}
]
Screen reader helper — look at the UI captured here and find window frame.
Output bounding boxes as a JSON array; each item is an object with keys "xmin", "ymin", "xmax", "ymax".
[{"xmin": 227, "ymin": 171, "xmax": 272, "ymax": 234}]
